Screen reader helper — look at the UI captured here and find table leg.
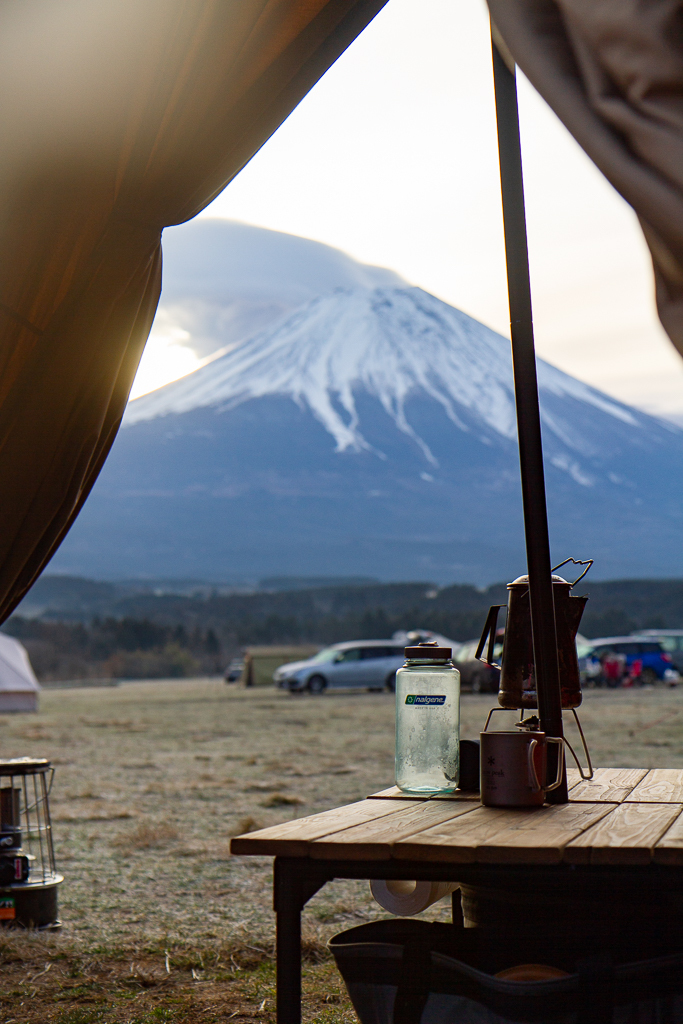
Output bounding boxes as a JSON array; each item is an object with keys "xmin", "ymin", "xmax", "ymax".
[
  {"xmin": 274, "ymin": 858, "xmax": 326, "ymax": 1024},
  {"xmin": 452, "ymin": 887, "xmax": 463, "ymax": 927}
]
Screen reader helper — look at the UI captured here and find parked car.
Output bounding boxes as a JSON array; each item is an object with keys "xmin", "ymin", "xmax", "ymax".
[
  {"xmin": 224, "ymin": 657, "xmax": 244, "ymax": 683},
  {"xmin": 454, "ymin": 638, "xmax": 501, "ymax": 694},
  {"xmin": 585, "ymin": 636, "xmax": 676, "ymax": 685},
  {"xmin": 635, "ymin": 630, "xmax": 683, "ymax": 673},
  {"xmin": 577, "ymin": 638, "xmax": 601, "ymax": 685},
  {"xmin": 274, "ymin": 640, "xmax": 405, "ymax": 694}
]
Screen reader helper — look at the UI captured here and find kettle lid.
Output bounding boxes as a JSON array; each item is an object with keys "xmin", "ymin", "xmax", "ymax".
[{"xmin": 508, "ymin": 574, "xmax": 570, "ymax": 588}]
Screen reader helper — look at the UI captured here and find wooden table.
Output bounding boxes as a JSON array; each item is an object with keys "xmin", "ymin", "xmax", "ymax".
[{"xmin": 231, "ymin": 767, "xmax": 683, "ymax": 1024}]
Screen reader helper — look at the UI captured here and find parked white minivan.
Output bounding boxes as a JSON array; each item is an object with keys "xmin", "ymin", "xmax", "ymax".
[{"xmin": 274, "ymin": 639, "xmax": 405, "ymax": 694}]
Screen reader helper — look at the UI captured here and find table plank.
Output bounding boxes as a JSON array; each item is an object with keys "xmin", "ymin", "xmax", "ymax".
[
  {"xmin": 565, "ymin": 802, "xmax": 682, "ymax": 865},
  {"xmin": 653, "ymin": 809, "xmax": 683, "ymax": 865},
  {"xmin": 393, "ymin": 802, "xmax": 612, "ymax": 864},
  {"xmin": 310, "ymin": 799, "xmax": 479, "ymax": 860},
  {"xmin": 394, "ymin": 805, "xmax": 533, "ymax": 863},
  {"xmin": 626, "ymin": 769, "xmax": 683, "ymax": 803},
  {"xmin": 475, "ymin": 802, "xmax": 614, "ymax": 864},
  {"xmin": 569, "ymin": 768, "xmax": 648, "ymax": 804},
  {"xmin": 230, "ymin": 799, "xmax": 410, "ymax": 856}
]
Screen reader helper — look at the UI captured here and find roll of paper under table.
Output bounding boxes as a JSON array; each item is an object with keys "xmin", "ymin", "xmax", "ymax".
[{"xmin": 370, "ymin": 879, "xmax": 458, "ymax": 916}]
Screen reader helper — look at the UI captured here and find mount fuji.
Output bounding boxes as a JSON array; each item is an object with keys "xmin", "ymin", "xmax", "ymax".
[{"xmin": 48, "ymin": 227, "xmax": 683, "ymax": 585}]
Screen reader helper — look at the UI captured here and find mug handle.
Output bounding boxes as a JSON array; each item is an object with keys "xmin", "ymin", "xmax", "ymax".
[
  {"xmin": 544, "ymin": 737, "xmax": 565, "ymax": 793},
  {"xmin": 527, "ymin": 737, "xmax": 565, "ymax": 794},
  {"xmin": 527, "ymin": 739, "xmax": 541, "ymax": 793}
]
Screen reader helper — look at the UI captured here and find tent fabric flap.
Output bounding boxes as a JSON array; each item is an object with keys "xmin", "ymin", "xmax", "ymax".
[
  {"xmin": 487, "ymin": 0, "xmax": 683, "ymax": 358},
  {"xmin": 0, "ymin": 634, "xmax": 40, "ymax": 694},
  {"xmin": 0, "ymin": 0, "xmax": 388, "ymax": 624}
]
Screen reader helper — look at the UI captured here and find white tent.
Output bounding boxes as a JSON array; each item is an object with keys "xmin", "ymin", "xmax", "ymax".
[{"xmin": 0, "ymin": 634, "xmax": 40, "ymax": 713}]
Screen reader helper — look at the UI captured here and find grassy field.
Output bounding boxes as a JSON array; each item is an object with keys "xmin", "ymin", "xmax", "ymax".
[{"xmin": 1, "ymin": 679, "xmax": 682, "ymax": 1022}]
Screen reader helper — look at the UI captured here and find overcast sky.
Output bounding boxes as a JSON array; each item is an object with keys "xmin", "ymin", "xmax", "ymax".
[{"xmin": 135, "ymin": 0, "xmax": 683, "ymax": 421}]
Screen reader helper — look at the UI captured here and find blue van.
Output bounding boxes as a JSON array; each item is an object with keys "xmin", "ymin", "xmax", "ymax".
[{"xmin": 586, "ymin": 636, "xmax": 675, "ymax": 685}]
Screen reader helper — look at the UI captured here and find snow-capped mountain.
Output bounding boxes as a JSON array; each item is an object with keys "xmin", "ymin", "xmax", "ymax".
[
  {"xmin": 127, "ymin": 286, "xmax": 643, "ymax": 471},
  {"xmin": 51, "ymin": 284, "xmax": 683, "ymax": 585}
]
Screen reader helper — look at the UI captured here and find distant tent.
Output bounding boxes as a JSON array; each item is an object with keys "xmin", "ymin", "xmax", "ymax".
[{"xmin": 0, "ymin": 634, "xmax": 39, "ymax": 713}]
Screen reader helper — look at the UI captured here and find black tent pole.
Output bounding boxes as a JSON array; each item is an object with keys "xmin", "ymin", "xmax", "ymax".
[{"xmin": 490, "ymin": 31, "xmax": 567, "ymax": 802}]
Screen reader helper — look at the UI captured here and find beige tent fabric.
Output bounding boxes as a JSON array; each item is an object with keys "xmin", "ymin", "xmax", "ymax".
[
  {"xmin": 487, "ymin": 0, "xmax": 683, "ymax": 357},
  {"xmin": 0, "ymin": 0, "xmax": 387, "ymax": 623}
]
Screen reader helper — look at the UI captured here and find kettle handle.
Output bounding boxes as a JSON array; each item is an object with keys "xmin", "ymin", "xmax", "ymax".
[
  {"xmin": 551, "ymin": 557, "xmax": 593, "ymax": 587},
  {"xmin": 475, "ymin": 605, "xmax": 504, "ymax": 668}
]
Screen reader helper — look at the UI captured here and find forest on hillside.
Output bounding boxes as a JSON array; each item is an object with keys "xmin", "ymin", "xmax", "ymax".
[{"xmin": 5, "ymin": 575, "xmax": 683, "ymax": 680}]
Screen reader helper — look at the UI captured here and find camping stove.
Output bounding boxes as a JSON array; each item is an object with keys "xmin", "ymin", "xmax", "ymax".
[{"xmin": 0, "ymin": 758, "xmax": 62, "ymax": 928}]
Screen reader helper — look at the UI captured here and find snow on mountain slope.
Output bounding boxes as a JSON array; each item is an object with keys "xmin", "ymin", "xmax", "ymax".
[{"xmin": 127, "ymin": 285, "xmax": 653, "ymax": 478}]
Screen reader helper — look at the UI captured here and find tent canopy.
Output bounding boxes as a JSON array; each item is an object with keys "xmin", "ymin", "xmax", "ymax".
[
  {"xmin": 0, "ymin": 634, "xmax": 40, "ymax": 713},
  {"xmin": 0, "ymin": 0, "xmax": 388, "ymax": 623},
  {"xmin": 488, "ymin": 0, "xmax": 683, "ymax": 358},
  {"xmin": 0, "ymin": 634, "xmax": 39, "ymax": 695}
]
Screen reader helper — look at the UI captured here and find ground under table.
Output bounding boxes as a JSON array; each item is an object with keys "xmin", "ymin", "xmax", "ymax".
[{"xmin": 231, "ymin": 767, "xmax": 683, "ymax": 1024}]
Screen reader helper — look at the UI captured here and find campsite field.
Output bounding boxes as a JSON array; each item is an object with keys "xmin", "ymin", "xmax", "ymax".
[{"xmin": 1, "ymin": 679, "xmax": 683, "ymax": 1022}]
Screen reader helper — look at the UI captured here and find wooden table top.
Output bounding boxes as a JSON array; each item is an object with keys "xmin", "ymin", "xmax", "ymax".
[{"xmin": 230, "ymin": 768, "xmax": 683, "ymax": 867}]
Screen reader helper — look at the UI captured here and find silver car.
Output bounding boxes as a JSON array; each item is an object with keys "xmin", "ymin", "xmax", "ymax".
[{"xmin": 274, "ymin": 640, "xmax": 405, "ymax": 694}]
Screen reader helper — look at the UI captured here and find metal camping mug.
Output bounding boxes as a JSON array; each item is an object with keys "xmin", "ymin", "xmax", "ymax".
[{"xmin": 480, "ymin": 726, "xmax": 564, "ymax": 807}]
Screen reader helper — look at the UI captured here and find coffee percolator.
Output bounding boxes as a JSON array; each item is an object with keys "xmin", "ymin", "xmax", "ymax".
[
  {"xmin": 476, "ymin": 559, "xmax": 592, "ymax": 710},
  {"xmin": 476, "ymin": 559, "xmax": 594, "ymax": 781}
]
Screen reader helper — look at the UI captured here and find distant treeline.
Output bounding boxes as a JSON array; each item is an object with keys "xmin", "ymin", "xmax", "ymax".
[
  {"xmin": 5, "ymin": 577, "xmax": 683, "ymax": 680},
  {"xmin": 4, "ymin": 617, "xmax": 222, "ymax": 682}
]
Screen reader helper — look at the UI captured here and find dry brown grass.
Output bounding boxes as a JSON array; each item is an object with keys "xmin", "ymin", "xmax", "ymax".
[
  {"xmin": 231, "ymin": 817, "xmax": 263, "ymax": 836},
  {"xmin": 0, "ymin": 929, "xmax": 349, "ymax": 1022},
  {"xmin": 260, "ymin": 792, "xmax": 304, "ymax": 808},
  {"xmin": 0, "ymin": 680, "xmax": 679, "ymax": 1020},
  {"xmin": 111, "ymin": 822, "xmax": 180, "ymax": 852}
]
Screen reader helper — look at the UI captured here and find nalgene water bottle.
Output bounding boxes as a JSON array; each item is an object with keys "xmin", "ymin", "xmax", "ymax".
[{"xmin": 395, "ymin": 640, "xmax": 460, "ymax": 794}]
